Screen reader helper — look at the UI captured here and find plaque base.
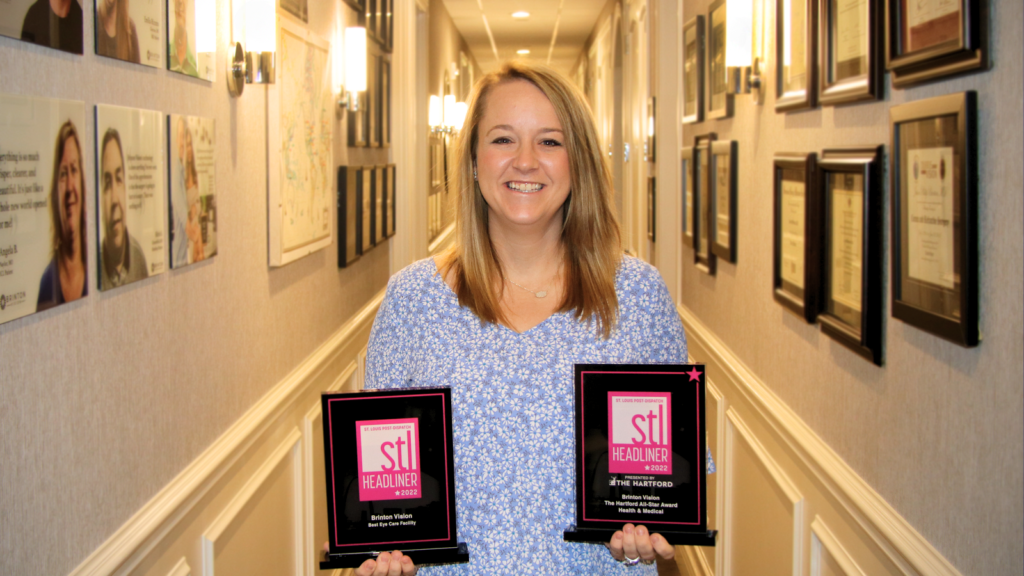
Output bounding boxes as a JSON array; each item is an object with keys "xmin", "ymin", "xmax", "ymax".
[
  {"xmin": 562, "ymin": 526, "xmax": 717, "ymax": 547},
  {"xmin": 320, "ymin": 542, "xmax": 470, "ymax": 569}
]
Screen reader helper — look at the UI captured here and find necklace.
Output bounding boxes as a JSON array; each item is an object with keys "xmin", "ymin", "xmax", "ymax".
[{"xmin": 505, "ymin": 276, "xmax": 548, "ymax": 298}]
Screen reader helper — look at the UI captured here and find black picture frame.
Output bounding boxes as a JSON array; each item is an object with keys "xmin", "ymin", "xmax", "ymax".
[
  {"xmin": 776, "ymin": 0, "xmax": 818, "ymax": 112},
  {"xmin": 380, "ymin": 55, "xmax": 391, "ymax": 148},
  {"xmin": 710, "ymin": 140, "xmax": 737, "ymax": 263},
  {"xmin": 694, "ymin": 134, "xmax": 718, "ymax": 275},
  {"xmin": 773, "ymin": 152, "xmax": 822, "ymax": 322},
  {"xmin": 359, "ymin": 166, "xmax": 373, "ymax": 253},
  {"xmin": 372, "ymin": 165, "xmax": 385, "ymax": 244},
  {"xmin": 387, "ymin": 164, "xmax": 397, "ymax": 238},
  {"xmin": 365, "ymin": 0, "xmax": 380, "ymax": 44},
  {"xmin": 682, "ymin": 16, "xmax": 705, "ymax": 125},
  {"xmin": 819, "ymin": 0, "xmax": 883, "ymax": 105},
  {"xmin": 341, "ymin": 0, "xmax": 366, "ymax": 17},
  {"xmin": 367, "ymin": 50, "xmax": 380, "ymax": 148},
  {"xmin": 707, "ymin": 0, "xmax": 733, "ymax": 120},
  {"xmin": 647, "ymin": 176, "xmax": 656, "ymax": 242},
  {"xmin": 889, "ymin": 92, "xmax": 978, "ymax": 346},
  {"xmin": 682, "ymin": 146, "xmax": 695, "ymax": 248},
  {"xmin": 819, "ymin": 146, "xmax": 885, "ymax": 365},
  {"xmin": 338, "ymin": 166, "xmax": 361, "ymax": 268},
  {"xmin": 884, "ymin": 0, "xmax": 988, "ymax": 87}
]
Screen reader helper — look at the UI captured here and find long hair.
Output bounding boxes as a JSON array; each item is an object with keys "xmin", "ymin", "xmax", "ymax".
[
  {"xmin": 439, "ymin": 60, "xmax": 622, "ymax": 337},
  {"xmin": 48, "ymin": 120, "xmax": 87, "ymax": 270},
  {"xmin": 115, "ymin": 0, "xmax": 133, "ymax": 62}
]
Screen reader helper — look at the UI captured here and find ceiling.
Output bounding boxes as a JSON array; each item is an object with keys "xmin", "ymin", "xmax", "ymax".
[{"xmin": 439, "ymin": 0, "xmax": 609, "ymax": 76}]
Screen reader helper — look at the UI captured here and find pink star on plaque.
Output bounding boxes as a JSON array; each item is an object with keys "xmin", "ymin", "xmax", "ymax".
[{"xmin": 686, "ymin": 367, "xmax": 703, "ymax": 382}]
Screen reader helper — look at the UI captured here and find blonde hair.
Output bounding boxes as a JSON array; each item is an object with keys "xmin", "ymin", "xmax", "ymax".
[{"xmin": 439, "ymin": 60, "xmax": 621, "ymax": 337}]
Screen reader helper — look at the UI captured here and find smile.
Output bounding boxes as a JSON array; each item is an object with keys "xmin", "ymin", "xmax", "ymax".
[{"xmin": 506, "ymin": 182, "xmax": 544, "ymax": 192}]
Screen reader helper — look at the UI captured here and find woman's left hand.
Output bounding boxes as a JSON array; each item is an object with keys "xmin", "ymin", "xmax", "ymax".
[{"xmin": 605, "ymin": 523, "xmax": 675, "ymax": 565}]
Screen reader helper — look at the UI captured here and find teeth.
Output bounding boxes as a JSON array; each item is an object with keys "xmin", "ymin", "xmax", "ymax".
[{"xmin": 508, "ymin": 182, "xmax": 542, "ymax": 192}]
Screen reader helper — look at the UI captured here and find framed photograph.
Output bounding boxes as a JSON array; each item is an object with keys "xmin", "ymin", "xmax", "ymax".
[
  {"xmin": 647, "ymin": 177, "xmax": 656, "ymax": 242},
  {"xmin": 681, "ymin": 147, "xmax": 695, "ymax": 248},
  {"xmin": 373, "ymin": 165, "xmax": 385, "ymax": 244},
  {"xmin": 710, "ymin": 140, "xmax": 737, "ymax": 263},
  {"xmin": 776, "ymin": 0, "xmax": 818, "ymax": 112},
  {"xmin": 365, "ymin": 0, "xmax": 379, "ymax": 43},
  {"xmin": 359, "ymin": 166, "xmax": 372, "ymax": 254},
  {"xmin": 268, "ymin": 18, "xmax": 333, "ymax": 266},
  {"xmin": 772, "ymin": 152, "xmax": 821, "ymax": 322},
  {"xmin": 95, "ymin": 0, "xmax": 163, "ymax": 67},
  {"xmin": 341, "ymin": 0, "xmax": 366, "ymax": 16},
  {"xmin": 694, "ymin": 133, "xmax": 717, "ymax": 275},
  {"xmin": 367, "ymin": 51, "xmax": 380, "ymax": 148},
  {"xmin": 819, "ymin": 146, "xmax": 884, "ymax": 365},
  {"xmin": 707, "ymin": 0, "xmax": 733, "ymax": 120},
  {"xmin": 279, "ymin": 0, "xmax": 308, "ymax": 23},
  {"xmin": 337, "ymin": 166, "xmax": 360, "ymax": 268},
  {"xmin": 682, "ymin": 16, "xmax": 705, "ymax": 124},
  {"xmin": 884, "ymin": 0, "xmax": 987, "ymax": 87},
  {"xmin": 1, "ymin": 0, "xmax": 84, "ymax": 54},
  {"xmin": 889, "ymin": 92, "xmax": 978, "ymax": 346},
  {"xmin": 381, "ymin": 0, "xmax": 394, "ymax": 52},
  {"xmin": 646, "ymin": 97, "xmax": 656, "ymax": 162},
  {"xmin": 819, "ymin": 0, "xmax": 882, "ymax": 105},
  {"xmin": 380, "ymin": 55, "xmax": 392, "ymax": 148},
  {"xmin": 168, "ymin": 114, "xmax": 217, "ymax": 268},
  {"xmin": 386, "ymin": 164, "xmax": 397, "ymax": 238}
]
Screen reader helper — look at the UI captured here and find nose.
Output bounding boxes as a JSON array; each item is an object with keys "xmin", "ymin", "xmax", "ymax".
[{"xmin": 513, "ymin": 143, "xmax": 539, "ymax": 172}]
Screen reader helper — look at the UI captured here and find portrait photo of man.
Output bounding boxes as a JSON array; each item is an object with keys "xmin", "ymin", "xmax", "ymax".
[
  {"xmin": 99, "ymin": 128, "xmax": 148, "ymax": 290},
  {"xmin": 10, "ymin": 0, "xmax": 84, "ymax": 54}
]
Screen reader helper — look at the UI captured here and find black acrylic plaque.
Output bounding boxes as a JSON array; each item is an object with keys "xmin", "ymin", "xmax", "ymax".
[
  {"xmin": 320, "ymin": 387, "xmax": 468, "ymax": 569},
  {"xmin": 563, "ymin": 364, "xmax": 716, "ymax": 547}
]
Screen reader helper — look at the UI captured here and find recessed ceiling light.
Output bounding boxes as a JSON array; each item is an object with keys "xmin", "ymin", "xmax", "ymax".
[
  {"xmin": 512, "ymin": 11, "xmax": 530, "ymax": 19},
  {"xmin": 517, "ymin": 49, "xmax": 530, "ymax": 55}
]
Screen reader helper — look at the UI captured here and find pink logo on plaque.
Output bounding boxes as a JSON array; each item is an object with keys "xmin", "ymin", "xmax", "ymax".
[
  {"xmin": 356, "ymin": 418, "xmax": 422, "ymax": 501},
  {"xmin": 608, "ymin": 392, "xmax": 672, "ymax": 475}
]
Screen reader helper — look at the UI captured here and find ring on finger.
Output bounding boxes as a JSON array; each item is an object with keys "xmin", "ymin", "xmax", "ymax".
[{"xmin": 620, "ymin": 555, "xmax": 641, "ymax": 566}]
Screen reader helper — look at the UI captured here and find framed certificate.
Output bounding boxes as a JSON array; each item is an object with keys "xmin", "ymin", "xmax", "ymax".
[
  {"xmin": 682, "ymin": 147, "xmax": 695, "ymax": 248},
  {"xmin": 373, "ymin": 165, "xmax": 385, "ymax": 244},
  {"xmin": 710, "ymin": 141, "xmax": 737, "ymax": 263},
  {"xmin": 320, "ymin": 387, "xmax": 469, "ymax": 568},
  {"xmin": 337, "ymin": 166, "xmax": 361, "ymax": 268},
  {"xmin": 776, "ymin": 0, "xmax": 818, "ymax": 112},
  {"xmin": 368, "ymin": 52, "xmax": 380, "ymax": 148},
  {"xmin": 562, "ymin": 364, "xmax": 715, "ymax": 547},
  {"xmin": 819, "ymin": 0, "xmax": 882, "ymax": 105},
  {"xmin": 889, "ymin": 92, "xmax": 978, "ymax": 346},
  {"xmin": 819, "ymin": 147, "xmax": 884, "ymax": 365},
  {"xmin": 707, "ymin": 0, "xmax": 733, "ymax": 120},
  {"xmin": 695, "ymin": 134, "xmax": 718, "ymax": 275},
  {"xmin": 773, "ymin": 153, "xmax": 821, "ymax": 322},
  {"xmin": 884, "ymin": 0, "xmax": 987, "ymax": 87},
  {"xmin": 682, "ymin": 17, "xmax": 705, "ymax": 125},
  {"xmin": 647, "ymin": 177, "xmax": 657, "ymax": 242},
  {"xmin": 380, "ymin": 56, "xmax": 392, "ymax": 148},
  {"xmin": 359, "ymin": 166, "xmax": 373, "ymax": 254},
  {"xmin": 386, "ymin": 164, "xmax": 397, "ymax": 238}
]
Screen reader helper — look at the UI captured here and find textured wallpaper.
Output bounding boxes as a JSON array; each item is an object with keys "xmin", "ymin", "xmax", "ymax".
[
  {"xmin": 678, "ymin": 0, "xmax": 1022, "ymax": 574},
  {"xmin": 0, "ymin": 1, "xmax": 392, "ymax": 574}
]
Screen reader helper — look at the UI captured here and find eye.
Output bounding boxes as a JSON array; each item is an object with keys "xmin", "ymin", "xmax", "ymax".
[
  {"xmin": 492, "ymin": 136, "xmax": 512, "ymax": 144},
  {"xmin": 541, "ymin": 138, "xmax": 563, "ymax": 147}
]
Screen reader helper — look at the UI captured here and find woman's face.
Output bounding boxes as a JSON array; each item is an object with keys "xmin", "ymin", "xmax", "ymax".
[
  {"xmin": 474, "ymin": 79, "xmax": 571, "ymax": 236},
  {"xmin": 57, "ymin": 137, "xmax": 83, "ymax": 243}
]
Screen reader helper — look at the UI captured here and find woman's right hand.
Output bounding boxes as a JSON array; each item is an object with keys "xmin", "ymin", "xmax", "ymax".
[{"xmin": 354, "ymin": 550, "xmax": 418, "ymax": 576}]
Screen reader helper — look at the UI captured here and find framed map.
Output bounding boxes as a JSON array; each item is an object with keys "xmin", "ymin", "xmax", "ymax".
[{"xmin": 267, "ymin": 18, "xmax": 333, "ymax": 266}]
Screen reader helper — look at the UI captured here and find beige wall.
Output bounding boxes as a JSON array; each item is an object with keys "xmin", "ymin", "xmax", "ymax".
[
  {"xmin": 677, "ymin": 0, "xmax": 1023, "ymax": 574},
  {"xmin": 0, "ymin": 2, "xmax": 393, "ymax": 574}
]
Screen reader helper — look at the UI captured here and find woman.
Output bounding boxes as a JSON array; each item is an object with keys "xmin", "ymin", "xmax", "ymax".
[
  {"xmin": 37, "ymin": 120, "xmax": 87, "ymax": 311},
  {"xmin": 183, "ymin": 126, "xmax": 205, "ymax": 263},
  {"xmin": 96, "ymin": 0, "xmax": 140, "ymax": 64},
  {"xmin": 358, "ymin": 61, "xmax": 682, "ymax": 575}
]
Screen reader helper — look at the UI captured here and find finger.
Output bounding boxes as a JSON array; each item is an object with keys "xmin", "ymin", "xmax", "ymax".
[
  {"xmin": 355, "ymin": 559, "xmax": 376, "ymax": 576},
  {"xmin": 634, "ymin": 525, "xmax": 656, "ymax": 561},
  {"xmin": 387, "ymin": 551, "xmax": 404, "ymax": 576},
  {"xmin": 650, "ymin": 533, "xmax": 676, "ymax": 560},
  {"xmin": 621, "ymin": 523, "xmax": 640, "ymax": 560},
  {"xmin": 322, "ymin": 541, "xmax": 330, "ymax": 553},
  {"xmin": 604, "ymin": 530, "xmax": 625, "ymax": 561},
  {"xmin": 399, "ymin": 553, "xmax": 418, "ymax": 575},
  {"xmin": 374, "ymin": 552, "xmax": 392, "ymax": 575}
]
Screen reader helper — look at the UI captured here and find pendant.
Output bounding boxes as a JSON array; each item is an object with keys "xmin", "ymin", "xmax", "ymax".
[{"xmin": 535, "ymin": 291, "xmax": 547, "ymax": 298}]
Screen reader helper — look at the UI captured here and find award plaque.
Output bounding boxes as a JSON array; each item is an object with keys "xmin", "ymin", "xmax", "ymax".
[
  {"xmin": 320, "ymin": 387, "xmax": 469, "ymax": 569},
  {"xmin": 563, "ymin": 364, "xmax": 716, "ymax": 547}
]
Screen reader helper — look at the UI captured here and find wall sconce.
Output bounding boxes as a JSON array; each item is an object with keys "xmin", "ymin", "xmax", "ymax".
[
  {"xmin": 429, "ymin": 95, "xmax": 467, "ymax": 134},
  {"xmin": 227, "ymin": 0, "xmax": 276, "ymax": 97},
  {"xmin": 429, "ymin": 95, "xmax": 443, "ymax": 133},
  {"xmin": 725, "ymin": 0, "xmax": 764, "ymax": 103},
  {"xmin": 645, "ymin": 97, "xmax": 655, "ymax": 162},
  {"xmin": 335, "ymin": 26, "xmax": 366, "ymax": 111}
]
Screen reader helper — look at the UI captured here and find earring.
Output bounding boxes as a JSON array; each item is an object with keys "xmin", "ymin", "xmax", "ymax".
[{"xmin": 473, "ymin": 168, "xmax": 478, "ymax": 180}]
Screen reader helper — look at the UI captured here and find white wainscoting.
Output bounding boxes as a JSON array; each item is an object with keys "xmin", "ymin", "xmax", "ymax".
[
  {"xmin": 69, "ymin": 292, "xmax": 384, "ymax": 576},
  {"xmin": 674, "ymin": 305, "xmax": 963, "ymax": 576}
]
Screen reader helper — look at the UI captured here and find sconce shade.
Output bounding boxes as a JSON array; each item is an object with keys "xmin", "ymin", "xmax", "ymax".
[
  {"xmin": 443, "ymin": 95, "xmax": 456, "ymax": 128},
  {"xmin": 726, "ymin": 0, "xmax": 753, "ymax": 67},
  {"xmin": 196, "ymin": 0, "xmax": 216, "ymax": 53},
  {"xmin": 429, "ymin": 95, "xmax": 442, "ymax": 127},
  {"xmin": 345, "ymin": 27, "xmax": 367, "ymax": 92},
  {"xmin": 245, "ymin": 0, "xmax": 276, "ymax": 53},
  {"xmin": 454, "ymin": 102, "xmax": 468, "ymax": 130}
]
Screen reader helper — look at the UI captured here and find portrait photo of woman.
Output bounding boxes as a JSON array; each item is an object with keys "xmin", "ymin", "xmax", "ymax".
[{"xmin": 95, "ymin": 0, "xmax": 140, "ymax": 64}]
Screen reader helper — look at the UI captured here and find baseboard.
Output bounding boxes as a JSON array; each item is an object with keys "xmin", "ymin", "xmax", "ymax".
[{"xmin": 675, "ymin": 304, "xmax": 962, "ymax": 576}]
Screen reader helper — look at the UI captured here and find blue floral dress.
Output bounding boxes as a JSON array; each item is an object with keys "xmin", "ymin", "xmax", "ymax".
[{"xmin": 365, "ymin": 256, "xmax": 686, "ymax": 575}]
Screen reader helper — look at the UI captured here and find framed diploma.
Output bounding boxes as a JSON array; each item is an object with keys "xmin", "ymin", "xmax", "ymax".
[
  {"xmin": 710, "ymin": 141, "xmax": 737, "ymax": 263},
  {"xmin": 563, "ymin": 364, "xmax": 716, "ymax": 547},
  {"xmin": 373, "ymin": 165, "xmax": 385, "ymax": 244},
  {"xmin": 707, "ymin": 0, "xmax": 733, "ymax": 120},
  {"xmin": 359, "ymin": 166, "xmax": 373, "ymax": 254},
  {"xmin": 890, "ymin": 92, "xmax": 978, "ymax": 346},
  {"xmin": 682, "ymin": 17, "xmax": 705, "ymax": 125},
  {"xmin": 320, "ymin": 387, "xmax": 469, "ymax": 568},
  {"xmin": 773, "ymin": 153, "xmax": 822, "ymax": 322},
  {"xmin": 386, "ymin": 164, "xmax": 397, "ymax": 238},
  {"xmin": 819, "ymin": 0, "xmax": 882, "ymax": 105},
  {"xmin": 694, "ymin": 134, "xmax": 717, "ymax": 275},
  {"xmin": 337, "ymin": 166, "xmax": 361, "ymax": 267},
  {"xmin": 776, "ymin": 0, "xmax": 818, "ymax": 112},
  {"xmin": 647, "ymin": 177, "xmax": 657, "ymax": 242},
  {"xmin": 682, "ymin": 147, "xmax": 696, "ymax": 248},
  {"xmin": 819, "ymin": 147, "xmax": 884, "ymax": 365},
  {"xmin": 884, "ymin": 0, "xmax": 987, "ymax": 87}
]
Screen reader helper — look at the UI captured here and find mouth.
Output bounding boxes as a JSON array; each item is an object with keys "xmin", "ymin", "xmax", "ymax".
[{"xmin": 505, "ymin": 181, "xmax": 544, "ymax": 193}]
